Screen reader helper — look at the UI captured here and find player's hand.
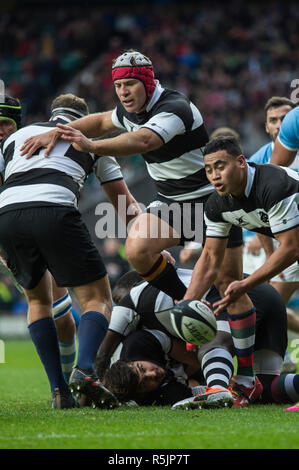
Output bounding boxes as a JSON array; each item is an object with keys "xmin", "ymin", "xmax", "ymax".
[
  {"xmin": 161, "ymin": 250, "xmax": 176, "ymax": 266},
  {"xmin": 246, "ymin": 236, "xmax": 262, "ymax": 256},
  {"xmin": 56, "ymin": 123, "xmax": 95, "ymax": 153},
  {"xmin": 212, "ymin": 280, "xmax": 246, "ymax": 314},
  {"xmin": 179, "ymin": 248, "xmax": 197, "ymax": 264},
  {"xmin": 20, "ymin": 129, "xmax": 60, "ymax": 159}
]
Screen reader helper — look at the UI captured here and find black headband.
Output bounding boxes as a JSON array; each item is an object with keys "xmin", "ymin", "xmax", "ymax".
[{"xmin": 0, "ymin": 103, "xmax": 22, "ymax": 129}]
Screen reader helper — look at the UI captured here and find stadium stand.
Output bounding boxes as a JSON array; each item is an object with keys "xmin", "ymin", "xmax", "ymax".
[{"xmin": 1, "ymin": 1, "xmax": 299, "ymax": 154}]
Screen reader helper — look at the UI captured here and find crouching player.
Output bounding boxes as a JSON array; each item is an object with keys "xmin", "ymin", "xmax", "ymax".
[{"xmin": 95, "ymin": 269, "xmax": 299, "ymax": 409}]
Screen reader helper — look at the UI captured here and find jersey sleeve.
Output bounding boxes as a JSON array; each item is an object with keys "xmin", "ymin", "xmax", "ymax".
[
  {"xmin": 93, "ymin": 155, "xmax": 123, "ymax": 183},
  {"xmin": 141, "ymin": 112, "xmax": 186, "ymax": 144},
  {"xmin": 267, "ymin": 194, "xmax": 299, "ymax": 234},
  {"xmin": 143, "ymin": 328, "xmax": 172, "ymax": 354},
  {"xmin": 249, "ymin": 143, "xmax": 273, "ymax": 164},
  {"xmin": 108, "ymin": 305, "xmax": 140, "ymax": 336},
  {"xmin": 204, "ymin": 213, "xmax": 232, "ymax": 238},
  {"xmin": 141, "ymin": 97, "xmax": 196, "ymax": 144},
  {"xmin": 0, "ymin": 148, "xmax": 5, "ymax": 173},
  {"xmin": 277, "ymin": 107, "xmax": 299, "ymax": 151},
  {"xmin": 204, "ymin": 195, "xmax": 233, "ymax": 238}
]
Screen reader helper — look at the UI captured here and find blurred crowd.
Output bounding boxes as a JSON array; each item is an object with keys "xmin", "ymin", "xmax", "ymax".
[{"xmin": 1, "ymin": 1, "xmax": 298, "ymax": 156}]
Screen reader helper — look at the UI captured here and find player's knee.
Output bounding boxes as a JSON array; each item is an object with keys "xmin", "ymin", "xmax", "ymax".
[
  {"xmin": 82, "ymin": 296, "xmax": 113, "ymax": 319},
  {"xmin": 197, "ymin": 332, "xmax": 234, "ymax": 362},
  {"xmin": 125, "ymin": 236, "xmax": 149, "ymax": 266}
]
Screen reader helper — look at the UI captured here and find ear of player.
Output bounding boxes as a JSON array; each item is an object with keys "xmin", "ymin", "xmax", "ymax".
[{"xmin": 170, "ymin": 299, "xmax": 217, "ymax": 346}]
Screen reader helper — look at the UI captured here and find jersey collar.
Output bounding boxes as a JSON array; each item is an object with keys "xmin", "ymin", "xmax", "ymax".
[
  {"xmin": 145, "ymin": 81, "xmax": 164, "ymax": 112},
  {"xmin": 244, "ymin": 163, "xmax": 256, "ymax": 197}
]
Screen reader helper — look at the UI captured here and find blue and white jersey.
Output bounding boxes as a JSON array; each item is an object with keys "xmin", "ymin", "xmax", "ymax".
[
  {"xmin": 250, "ymin": 138, "xmax": 299, "ymax": 172},
  {"xmin": 277, "ymin": 106, "xmax": 299, "ymax": 152},
  {"xmin": 249, "ymin": 142, "xmax": 273, "ymax": 165}
]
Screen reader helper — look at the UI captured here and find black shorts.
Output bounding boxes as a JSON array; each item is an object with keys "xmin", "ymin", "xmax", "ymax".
[
  {"xmin": 0, "ymin": 206, "xmax": 107, "ymax": 289},
  {"xmin": 207, "ymin": 281, "xmax": 288, "ymax": 359},
  {"xmin": 146, "ymin": 194, "xmax": 243, "ymax": 247}
]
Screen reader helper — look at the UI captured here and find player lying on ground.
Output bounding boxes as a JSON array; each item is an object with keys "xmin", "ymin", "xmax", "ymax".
[{"xmin": 94, "ymin": 269, "xmax": 299, "ymax": 409}]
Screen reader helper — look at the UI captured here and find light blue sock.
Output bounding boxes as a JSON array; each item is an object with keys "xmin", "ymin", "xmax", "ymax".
[{"xmin": 59, "ymin": 338, "xmax": 77, "ymax": 383}]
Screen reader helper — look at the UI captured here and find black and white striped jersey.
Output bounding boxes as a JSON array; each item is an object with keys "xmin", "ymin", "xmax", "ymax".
[
  {"xmin": 205, "ymin": 162, "xmax": 299, "ymax": 239},
  {"xmin": 111, "ymin": 81, "xmax": 211, "ymax": 201},
  {"xmin": 110, "ymin": 268, "xmax": 287, "ymax": 360},
  {"xmin": 109, "ymin": 268, "xmax": 230, "ymax": 337},
  {"xmin": 0, "ymin": 116, "xmax": 123, "ymax": 214}
]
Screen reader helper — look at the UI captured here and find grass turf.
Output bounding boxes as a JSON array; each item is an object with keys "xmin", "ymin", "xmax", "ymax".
[{"xmin": 0, "ymin": 339, "xmax": 298, "ymax": 450}]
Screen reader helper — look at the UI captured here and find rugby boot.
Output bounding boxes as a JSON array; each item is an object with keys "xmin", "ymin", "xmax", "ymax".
[
  {"xmin": 69, "ymin": 366, "xmax": 119, "ymax": 409},
  {"xmin": 172, "ymin": 386, "xmax": 234, "ymax": 410}
]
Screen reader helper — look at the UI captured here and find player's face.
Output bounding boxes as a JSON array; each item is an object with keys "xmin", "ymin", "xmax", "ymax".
[
  {"xmin": 132, "ymin": 360, "xmax": 166, "ymax": 394},
  {"xmin": 204, "ymin": 150, "xmax": 247, "ymax": 197},
  {"xmin": 0, "ymin": 119, "xmax": 16, "ymax": 142},
  {"xmin": 114, "ymin": 78, "xmax": 147, "ymax": 114},
  {"xmin": 265, "ymin": 105, "xmax": 293, "ymax": 142}
]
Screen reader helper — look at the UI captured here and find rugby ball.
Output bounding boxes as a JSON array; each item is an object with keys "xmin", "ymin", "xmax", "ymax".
[{"xmin": 170, "ymin": 299, "xmax": 217, "ymax": 346}]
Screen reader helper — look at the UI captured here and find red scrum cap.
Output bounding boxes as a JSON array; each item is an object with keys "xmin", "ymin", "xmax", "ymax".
[{"xmin": 112, "ymin": 51, "xmax": 156, "ymax": 100}]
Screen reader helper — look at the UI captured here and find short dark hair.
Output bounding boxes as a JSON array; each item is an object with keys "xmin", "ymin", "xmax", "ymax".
[
  {"xmin": 203, "ymin": 136, "xmax": 243, "ymax": 158},
  {"xmin": 102, "ymin": 360, "xmax": 140, "ymax": 402},
  {"xmin": 210, "ymin": 127, "xmax": 240, "ymax": 142},
  {"xmin": 112, "ymin": 271, "xmax": 143, "ymax": 305},
  {"xmin": 264, "ymin": 96, "xmax": 296, "ymax": 114}
]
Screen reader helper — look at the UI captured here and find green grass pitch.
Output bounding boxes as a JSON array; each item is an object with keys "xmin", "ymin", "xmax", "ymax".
[{"xmin": 0, "ymin": 339, "xmax": 298, "ymax": 450}]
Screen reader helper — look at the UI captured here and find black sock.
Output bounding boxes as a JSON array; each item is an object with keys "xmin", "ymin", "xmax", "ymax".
[
  {"xmin": 28, "ymin": 317, "xmax": 69, "ymax": 394},
  {"xmin": 144, "ymin": 260, "xmax": 187, "ymax": 300},
  {"xmin": 76, "ymin": 311, "xmax": 108, "ymax": 372}
]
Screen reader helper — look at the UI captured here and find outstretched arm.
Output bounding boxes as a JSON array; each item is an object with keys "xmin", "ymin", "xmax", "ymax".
[
  {"xmin": 270, "ymin": 138, "xmax": 297, "ymax": 167},
  {"xmin": 94, "ymin": 330, "xmax": 123, "ymax": 380},
  {"xmin": 20, "ymin": 111, "xmax": 116, "ymax": 158},
  {"xmin": 183, "ymin": 237, "xmax": 227, "ymax": 301},
  {"xmin": 55, "ymin": 123, "xmax": 164, "ymax": 157},
  {"xmin": 214, "ymin": 226, "xmax": 299, "ymax": 311}
]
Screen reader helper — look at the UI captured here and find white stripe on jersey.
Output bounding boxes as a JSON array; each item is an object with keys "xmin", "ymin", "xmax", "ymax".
[
  {"xmin": 109, "ymin": 268, "xmax": 224, "ymax": 341},
  {"xmin": 93, "ymin": 156, "xmax": 122, "ymax": 184},
  {"xmin": 147, "ymin": 149, "xmax": 204, "ymax": 181},
  {"xmin": 142, "ymin": 112, "xmax": 186, "ymax": 143},
  {"xmin": 108, "ymin": 305, "xmax": 140, "ymax": 336},
  {"xmin": 0, "ymin": 117, "xmax": 124, "ymax": 210},
  {"xmin": 111, "ymin": 81, "xmax": 209, "ymax": 202},
  {"xmin": 5, "ymin": 146, "xmax": 86, "ymax": 186},
  {"xmin": 0, "ymin": 184, "xmax": 77, "ymax": 209},
  {"xmin": 129, "ymin": 281, "xmax": 148, "ymax": 308},
  {"xmin": 154, "ymin": 290, "xmax": 173, "ymax": 311},
  {"xmin": 160, "ymin": 183, "xmax": 214, "ymax": 201},
  {"xmin": 143, "ymin": 328, "xmax": 172, "ymax": 353},
  {"xmin": 210, "ymin": 193, "xmax": 299, "ymax": 236},
  {"xmin": 190, "ymin": 102, "xmax": 204, "ymax": 129}
]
